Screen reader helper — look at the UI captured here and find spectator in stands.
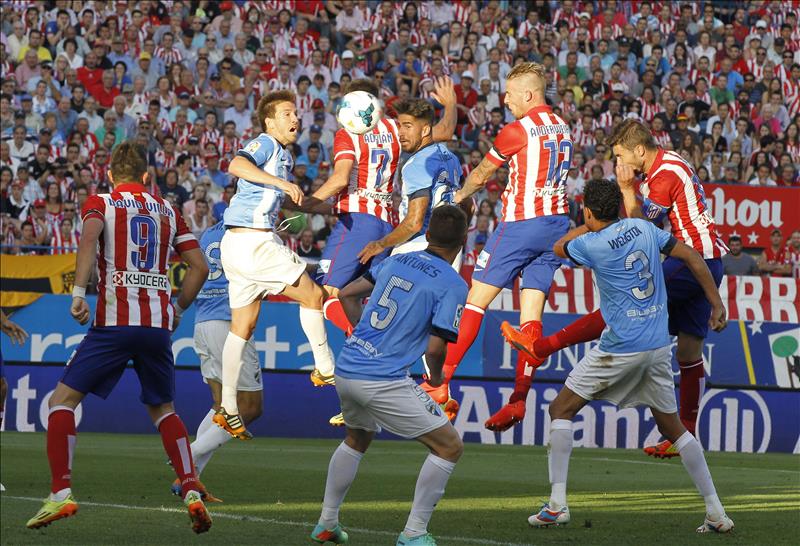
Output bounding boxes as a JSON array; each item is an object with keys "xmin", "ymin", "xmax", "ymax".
[
  {"xmin": 1, "ymin": 181, "xmax": 27, "ymax": 220},
  {"xmin": 759, "ymin": 229, "xmax": 792, "ymax": 277},
  {"xmin": 722, "ymin": 235, "xmax": 759, "ymax": 276}
]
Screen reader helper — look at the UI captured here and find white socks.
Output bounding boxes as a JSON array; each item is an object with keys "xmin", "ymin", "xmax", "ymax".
[
  {"xmin": 674, "ymin": 431, "xmax": 725, "ymax": 520},
  {"xmin": 300, "ymin": 307, "xmax": 335, "ymax": 376},
  {"xmin": 319, "ymin": 442, "xmax": 364, "ymax": 528},
  {"xmin": 548, "ymin": 419, "xmax": 574, "ymax": 510},
  {"xmin": 221, "ymin": 332, "xmax": 248, "ymax": 413},
  {"xmin": 191, "ymin": 409, "xmax": 233, "ymax": 475},
  {"xmin": 404, "ymin": 454, "xmax": 456, "ymax": 538}
]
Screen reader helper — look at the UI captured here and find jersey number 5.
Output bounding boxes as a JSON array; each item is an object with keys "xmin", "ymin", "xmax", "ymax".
[
  {"xmin": 370, "ymin": 276, "xmax": 413, "ymax": 330},
  {"xmin": 625, "ymin": 250, "xmax": 654, "ymax": 300},
  {"xmin": 130, "ymin": 215, "xmax": 157, "ymax": 270}
]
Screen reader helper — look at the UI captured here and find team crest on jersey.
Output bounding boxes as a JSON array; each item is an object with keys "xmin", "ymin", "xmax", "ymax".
[
  {"xmin": 453, "ymin": 304, "xmax": 464, "ymax": 330},
  {"xmin": 244, "ymin": 140, "xmax": 261, "ymax": 155},
  {"xmin": 476, "ymin": 250, "xmax": 490, "ymax": 269}
]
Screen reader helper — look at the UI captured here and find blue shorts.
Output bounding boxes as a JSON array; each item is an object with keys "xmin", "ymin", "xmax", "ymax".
[
  {"xmin": 472, "ymin": 215, "xmax": 569, "ymax": 292},
  {"xmin": 315, "ymin": 213, "xmax": 393, "ymax": 289},
  {"xmin": 61, "ymin": 326, "xmax": 175, "ymax": 405},
  {"xmin": 663, "ymin": 256, "xmax": 724, "ymax": 339}
]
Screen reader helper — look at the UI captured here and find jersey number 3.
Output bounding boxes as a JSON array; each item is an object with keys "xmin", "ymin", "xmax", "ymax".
[
  {"xmin": 370, "ymin": 276, "xmax": 413, "ymax": 330},
  {"xmin": 625, "ymin": 250, "xmax": 654, "ymax": 300}
]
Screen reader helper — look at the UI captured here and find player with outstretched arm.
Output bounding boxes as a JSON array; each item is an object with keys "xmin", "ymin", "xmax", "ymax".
[
  {"xmin": 310, "ymin": 206, "xmax": 469, "ymax": 546},
  {"xmin": 525, "ymin": 179, "xmax": 733, "ymax": 534},
  {"xmin": 26, "ymin": 142, "xmax": 212, "ymax": 533}
]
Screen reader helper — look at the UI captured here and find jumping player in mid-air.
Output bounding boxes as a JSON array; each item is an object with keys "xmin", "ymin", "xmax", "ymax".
[
  {"xmin": 216, "ymin": 91, "xmax": 335, "ymax": 439},
  {"xmin": 310, "ymin": 206, "xmax": 469, "ymax": 546},
  {"xmin": 498, "ymin": 120, "xmax": 729, "ymax": 459},
  {"xmin": 526, "ymin": 179, "xmax": 733, "ymax": 534},
  {"xmin": 423, "ymin": 62, "xmax": 573, "ymax": 424},
  {"xmin": 26, "ymin": 142, "xmax": 212, "ymax": 533},
  {"xmin": 309, "ymin": 78, "xmax": 456, "ymax": 425}
]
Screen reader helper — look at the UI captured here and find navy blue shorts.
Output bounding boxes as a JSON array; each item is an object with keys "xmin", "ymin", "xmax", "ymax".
[
  {"xmin": 663, "ymin": 256, "xmax": 724, "ymax": 339},
  {"xmin": 315, "ymin": 213, "xmax": 393, "ymax": 289},
  {"xmin": 472, "ymin": 215, "xmax": 570, "ymax": 292},
  {"xmin": 61, "ymin": 326, "xmax": 175, "ymax": 405}
]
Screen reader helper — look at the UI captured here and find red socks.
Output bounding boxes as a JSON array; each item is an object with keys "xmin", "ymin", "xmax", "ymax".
[
  {"xmin": 679, "ymin": 359, "xmax": 705, "ymax": 435},
  {"xmin": 157, "ymin": 412, "xmax": 198, "ymax": 497},
  {"xmin": 323, "ymin": 297, "xmax": 354, "ymax": 336},
  {"xmin": 509, "ymin": 321, "xmax": 542, "ymax": 404},
  {"xmin": 534, "ymin": 309, "xmax": 606, "ymax": 358},
  {"xmin": 47, "ymin": 407, "xmax": 77, "ymax": 494},
  {"xmin": 443, "ymin": 304, "xmax": 485, "ymax": 381}
]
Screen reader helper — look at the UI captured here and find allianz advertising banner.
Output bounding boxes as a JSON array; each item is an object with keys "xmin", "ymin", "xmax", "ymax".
[
  {"xmin": 1, "ymin": 366, "xmax": 797, "ymax": 453},
  {"xmin": 3, "ymin": 296, "xmax": 797, "ymax": 389}
]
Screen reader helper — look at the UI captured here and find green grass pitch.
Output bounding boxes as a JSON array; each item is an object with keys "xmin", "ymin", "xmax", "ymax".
[{"xmin": 1, "ymin": 432, "xmax": 798, "ymax": 545}]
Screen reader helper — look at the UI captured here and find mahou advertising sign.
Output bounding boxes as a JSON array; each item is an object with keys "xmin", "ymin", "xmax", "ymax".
[{"xmin": 702, "ymin": 184, "xmax": 800, "ymax": 247}]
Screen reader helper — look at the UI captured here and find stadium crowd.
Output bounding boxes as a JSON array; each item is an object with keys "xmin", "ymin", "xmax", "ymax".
[{"xmin": 0, "ymin": 0, "xmax": 798, "ymax": 276}]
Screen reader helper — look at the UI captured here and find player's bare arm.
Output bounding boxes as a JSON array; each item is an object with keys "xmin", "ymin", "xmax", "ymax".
[
  {"xmin": 614, "ymin": 163, "xmax": 645, "ymax": 219},
  {"xmin": 455, "ymin": 157, "xmax": 499, "ymax": 203},
  {"xmin": 228, "ymin": 155, "xmax": 304, "ymax": 205},
  {"xmin": 0, "ymin": 309, "xmax": 28, "ymax": 345},
  {"xmin": 338, "ymin": 275, "xmax": 375, "ymax": 326},
  {"xmin": 310, "ymin": 158, "xmax": 354, "ymax": 201},
  {"xmin": 70, "ymin": 217, "xmax": 104, "ymax": 326},
  {"xmin": 667, "ymin": 240, "xmax": 727, "ymax": 332},
  {"xmin": 424, "ymin": 335, "xmax": 449, "ymax": 387},
  {"xmin": 430, "ymin": 77, "xmax": 457, "ymax": 143},
  {"xmin": 553, "ymin": 225, "xmax": 591, "ymax": 259},
  {"xmin": 358, "ymin": 195, "xmax": 429, "ymax": 264},
  {"xmin": 172, "ymin": 247, "xmax": 209, "ymax": 331}
]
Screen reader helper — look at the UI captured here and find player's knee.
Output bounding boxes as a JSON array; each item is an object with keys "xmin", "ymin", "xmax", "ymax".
[
  {"xmin": 305, "ymin": 284, "xmax": 325, "ymax": 309},
  {"xmin": 548, "ymin": 400, "xmax": 574, "ymax": 421}
]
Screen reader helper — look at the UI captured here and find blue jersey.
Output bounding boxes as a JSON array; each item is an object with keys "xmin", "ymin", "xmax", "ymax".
[
  {"xmin": 398, "ymin": 143, "xmax": 461, "ymax": 239},
  {"xmin": 565, "ymin": 218, "xmax": 677, "ymax": 354},
  {"xmin": 336, "ymin": 250, "xmax": 468, "ymax": 381},
  {"xmin": 224, "ymin": 133, "xmax": 293, "ymax": 229},
  {"xmin": 194, "ymin": 222, "xmax": 231, "ymax": 323}
]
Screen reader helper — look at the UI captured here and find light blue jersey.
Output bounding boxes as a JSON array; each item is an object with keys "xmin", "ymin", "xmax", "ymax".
[
  {"xmin": 336, "ymin": 250, "xmax": 468, "ymax": 381},
  {"xmin": 398, "ymin": 143, "xmax": 462, "ymax": 239},
  {"xmin": 195, "ymin": 222, "xmax": 231, "ymax": 323},
  {"xmin": 224, "ymin": 133, "xmax": 293, "ymax": 229},
  {"xmin": 565, "ymin": 218, "xmax": 677, "ymax": 354}
]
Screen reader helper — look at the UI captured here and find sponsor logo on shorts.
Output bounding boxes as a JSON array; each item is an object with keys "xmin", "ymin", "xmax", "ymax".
[
  {"xmin": 413, "ymin": 383, "xmax": 442, "ymax": 417},
  {"xmin": 476, "ymin": 250, "xmax": 490, "ymax": 269},
  {"xmin": 112, "ymin": 271, "xmax": 170, "ymax": 291}
]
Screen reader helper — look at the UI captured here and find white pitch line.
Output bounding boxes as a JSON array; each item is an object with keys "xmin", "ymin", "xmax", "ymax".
[
  {"xmin": 3, "ymin": 496, "xmax": 534, "ymax": 546},
  {"xmin": 581, "ymin": 456, "xmax": 800, "ymax": 474}
]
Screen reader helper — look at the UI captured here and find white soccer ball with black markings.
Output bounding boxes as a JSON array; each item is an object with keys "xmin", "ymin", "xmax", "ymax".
[{"xmin": 337, "ymin": 90, "xmax": 383, "ymax": 135}]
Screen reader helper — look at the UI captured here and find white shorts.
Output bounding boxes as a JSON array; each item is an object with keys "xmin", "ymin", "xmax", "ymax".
[
  {"xmin": 565, "ymin": 345, "xmax": 677, "ymax": 414},
  {"xmin": 194, "ymin": 320, "xmax": 262, "ymax": 391},
  {"xmin": 391, "ymin": 235, "xmax": 463, "ymax": 272},
  {"xmin": 220, "ymin": 229, "xmax": 306, "ymax": 308},
  {"xmin": 335, "ymin": 375, "xmax": 449, "ymax": 438}
]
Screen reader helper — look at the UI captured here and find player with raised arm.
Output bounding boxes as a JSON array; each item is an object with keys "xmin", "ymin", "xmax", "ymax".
[
  {"xmin": 309, "ymin": 206, "xmax": 469, "ymax": 546},
  {"xmin": 1, "ymin": 309, "xmax": 29, "ymax": 492},
  {"xmin": 215, "ymin": 91, "xmax": 335, "ymax": 439},
  {"xmin": 423, "ymin": 62, "xmax": 572, "ymax": 424},
  {"xmin": 26, "ymin": 142, "xmax": 212, "ymax": 533},
  {"xmin": 497, "ymin": 120, "xmax": 728, "ymax": 457},
  {"xmin": 310, "ymin": 78, "xmax": 457, "ymax": 344},
  {"xmin": 526, "ymin": 179, "xmax": 733, "ymax": 534},
  {"xmin": 168, "ymin": 221, "xmax": 263, "ymax": 502}
]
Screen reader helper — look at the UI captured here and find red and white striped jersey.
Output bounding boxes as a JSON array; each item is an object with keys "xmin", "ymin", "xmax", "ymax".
[
  {"xmin": 485, "ymin": 104, "xmax": 571, "ymax": 222},
  {"xmin": 658, "ymin": 19, "xmax": 675, "ymax": 37},
  {"xmin": 652, "ymin": 130, "xmax": 671, "ymax": 148},
  {"xmin": 591, "ymin": 23, "xmax": 623, "ymax": 41},
  {"xmin": 289, "ymin": 33, "xmax": 317, "ymax": 62},
  {"xmin": 154, "ymin": 149, "xmax": 177, "ymax": 170},
  {"xmin": 746, "ymin": 58, "xmax": 764, "ymax": 79},
  {"xmin": 783, "ymin": 78, "xmax": 800, "ymax": 116},
  {"xmin": 268, "ymin": 76, "xmax": 297, "ymax": 92},
  {"xmin": 51, "ymin": 230, "xmax": 79, "ymax": 254},
  {"xmin": 201, "ymin": 128, "xmax": 221, "ymax": 150},
  {"xmin": 154, "ymin": 46, "xmax": 183, "ymax": 66},
  {"xmin": 639, "ymin": 99, "xmax": 664, "ymax": 122},
  {"xmin": 641, "ymin": 149, "xmax": 728, "ymax": 259},
  {"xmin": 331, "ymin": 118, "xmax": 401, "ymax": 223},
  {"xmin": 597, "ymin": 110, "xmax": 615, "ymax": 130},
  {"xmin": 552, "ymin": 8, "xmax": 580, "ymax": 31},
  {"xmin": 688, "ymin": 69, "xmax": 712, "ymax": 85},
  {"xmin": 775, "ymin": 63, "xmax": 792, "ymax": 84},
  {"xmin": 81, "ymin": 183, "xmax": 199, "ymax": 329}
]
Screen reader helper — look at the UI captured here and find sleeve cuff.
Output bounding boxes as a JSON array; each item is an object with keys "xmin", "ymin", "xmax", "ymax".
[
  {"xmin": 430, "ymin": 325, "xmax": 458, "ymax": 344},
  {"xmin": 563, "ymin": 240, "xmax": 583, "ymax": 266},
  {"xmin": 236, "ymin": 150, "xmax": 258, "ymax": 164},
  {"xmin": 661, "ymin": 236, "xmax": 678, "ymax": 256},
  {"xmin": 486, "ymin": 148, "xmax": 506, "ymax": 166}
]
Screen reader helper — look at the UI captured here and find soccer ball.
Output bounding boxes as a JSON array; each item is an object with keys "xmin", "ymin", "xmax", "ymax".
[{"xmin": 337, "ymin": 91, "xmax": 382, "ymax": 135}]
